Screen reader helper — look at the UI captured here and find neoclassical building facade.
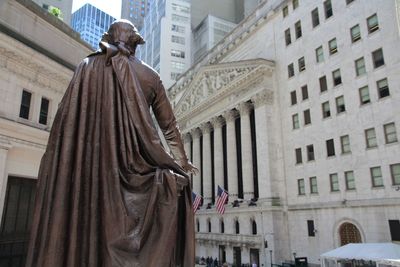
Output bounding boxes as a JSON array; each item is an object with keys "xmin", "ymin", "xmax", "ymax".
[{"xmin": 169, "ymin": 0, "xmax": 400, "ymax": 265}]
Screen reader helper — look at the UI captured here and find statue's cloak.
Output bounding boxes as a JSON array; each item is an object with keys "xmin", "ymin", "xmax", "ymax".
[{"xmin": 25, "ymin": 46, "xmax": 195, "ymax": 267}]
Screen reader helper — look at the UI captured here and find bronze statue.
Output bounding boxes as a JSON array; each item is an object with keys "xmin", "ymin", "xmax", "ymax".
[{"xmin": 26, "ymin": 20, "xmax": 197, "ymax": 267}]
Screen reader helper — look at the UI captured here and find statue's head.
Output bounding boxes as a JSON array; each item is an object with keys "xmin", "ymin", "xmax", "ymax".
[{"xmin": 100, "ymin": 19, "xmax": 145, "ymax": 54}]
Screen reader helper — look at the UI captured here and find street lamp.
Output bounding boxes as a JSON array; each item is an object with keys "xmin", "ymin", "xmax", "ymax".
[{"xmin": 269, "ymin": 250, "xmax": 273, "ymax": 267}]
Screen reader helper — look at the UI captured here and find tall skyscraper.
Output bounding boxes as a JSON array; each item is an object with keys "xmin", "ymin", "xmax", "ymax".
[
  {"xmin": 32, "ymin": 0, "xmax": 73, "ymax": 25},
  {"xmin": 137, "ymin": 0, "xmax": 191, "ymax": 89},
  {"xmin": 121, "ymin": 0, "xmax": 149, "ymax": 30},
  {"xmin": 71, "ymin": 4, "xmax": 116, "ymax": 50}
]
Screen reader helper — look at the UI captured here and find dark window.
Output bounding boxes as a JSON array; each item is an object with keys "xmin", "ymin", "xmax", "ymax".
[
  {"xmin": 322, "ymin": 101, "xmax": 331, "ymax": 118},
  {"xmin": 285, "ymin": 28, "xmax": 291, "ymax": 46},
  {"xmin": 307, "ymin": 144, "xmax": 314, "ymax": 161},
  {"xmin": 292, "ymin": 0, "xmax": 299, "ymax": 9},
  {"xmin": 235, "ymin": 220, "xmax": 240, "ymax": 234},
  {"xmin": 377, "ymin": 78, "xmax": 390, "ymax": 98},
  {"xmin": 298, "ymin": 57, "xmax": 305, "ymax": 72},
  {"xmin": 196, "ymin": 219, "xmax": 200, "ymax": 232},
  {"xmin": 324, "ymin": 0, "xmax": 333, "ymax": 18},
  {"xmin": 304, "ymin": 109, "xmax": 311, "ymax": 125},
  {"xmin": 252, "ymin": 220, "xmax": 257, "ymax": 235},
  {"xmin": 367, "ymin": 14, "xmax": 379, "ymax": 33},
  {"xmin": 283, "ymin": 6, "xmax": 289, "ymax": 17},
  {"xmin": 42, "ymin": 4, "xmax": 49, "ymax": 10},
  {"xmin": 319, "ymin": 76, "xmax": 328, "ymax": 92},
  {"xmin": 336, "ymin": 96, "xmax": 346, "ymax": 113},
  {"xmin": 288, "ymin": 63, "xmax": 294, "ymax": 78},
  {"xmin": 208, "ymin": 220, "xmax": 211, "ymax": 232},
  {"xmin": 295, "ymin": 21, "xmax": 302, "ymax": 39},
  {"xmin": 19, "ymin": 90, "xmax": 32, "ymax": 119},
  {"xmin": 290, "ymin": 91, "xmax": 297, "ymax": 105},
  {"xmin": 389, "ymin": 220, "xmax": 400, "ymax": 241},
  {"xmin": 39, "ymin": 98, "xmax": 50, "ymax": 125},
  {"xmin": 220, "ymin": 220, "xmax": 225, "ymax": 233},
  {"xmin": 301, "ymin": 85, "xmax": 308, "ymax": 100},
  {"xmin": 332, "ymin": 69, "xmax": 342, "ymax": 86},
  {"xmin": 359, "ymin": 86, "xmax": 370, "ymax": 105},
  {"xmin": 295, "ymin": 148, "xmax": 302, "ymax": 164},
  {"xmin": 311, "ymin": 8, "xmax": 320, "ymax": 27},
  {"xmin": 307, "ymin": 220, "xmax": 315, "ymax": 237},
  {"xmin": 329, "ymin": 38, "xmax": 337, "ymax": 55},
  {"xmin": 372, "ymin": 48, "xmax": 385, "ymax": 68},
  {"xmin": 326, "ymin": 139, "xmax": 335, "ymax": 156}
]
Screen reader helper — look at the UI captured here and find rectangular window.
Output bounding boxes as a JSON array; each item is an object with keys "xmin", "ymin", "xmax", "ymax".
[
  {"xmin": 288, "ymin": 63, "xmax": 294, "ymax": 78},
  {"xmin": 384, "ymin": 122, "xmax": 398, "ymax": 144},
  {"xmin": 345, "ymin": 171, "xmax": 355, "ymax": 190},
  {"xmin": 340, "ymin": 135, "xmax": 351, "ymax": 154},
  {"xmin": 307, "ymin": 144, "xmax": 315, "ymax": 161},
  {"xmin": 326, "ymin": 139, "xmax": 335, "ymax": 156},
  {"xmin": 19, "ymin": 90, "xmax": 32, "ymax": 119},
  {"xmin": 377, "ymin": 78, "xmax": 390, "ymax": 98},
  {"xmin": 307, "ymin": 220, "xmax": 315, "ymax": 237},
  {"xmin": 39, "ymin": 97, "xmax": 49, "ymax": 125},
  {"xmin": 309, "ymin": 177, "xmax": 318, "ymax": 193},
  {"xmin": 171, "ymin": 35, "xmax": 185, "ymax": 44},
  {"xmin": 322, "ymin": 101, "xmax": 331, "ymax": 118},
  {"xmin": 351, "ymin": 24, "xmax": 361, "ymax": 42},
  {"xmin": 365, "ymin": 128, "xmax": 377, "ymax": 148},
  {"xmin": 298, "ymin": 57, "xmax": 305, "ymax": 72},
  {"xmin": 171, "ymin": 49, "xmax": 185, "ymax": 58},
  {"xmin": 292, "ymin": 114, "xmax": 300, "ymax": 129},
  {"xmin": 324, "ymin": 0, "xmax": 333, "ymax": 18},
  {"xmin": 285, "ymin": 28, "xmax": 291, "ymax": 46},
  {"xmin": 319, "ymin": 76, "xmax": 328, "ymax": 92},
  {"xmin": 359, "ymin": 86, "xmax": 370, "ymax": 105},
  {"xmin": 298, "ymin": 179, "xmax": 305, "ymax": 195},
  {"xmin": 304, "ymin": 109, "xmax": 311, "ymax": 125},
  {"xmin": 171, "ymin": 14, "xmax": 189, "ymax": 23},
  {"xmin": 372, "ymin": 48, "xmax": 385, "ymax": 68},
  {"xmin": 283, "ymin": 5, "xmax": 289, "ymax": 17},
  {"xmin": 311, "ymin": 8, "xmax": 320, "ymax": 27},
  {"xmin": 370, "ymin": 166, "xmax": 383, "ymax": 187},
  {"xmin": 295, "ymin": 148, "xmax": 302, "ymax": 164},
  {"xmin": 332, "ymin": 69, "xmax": 342, "ymax": 86},
  {"xmin": 336, "ymin": 95, "xmax": 346, "ymax": 113},
  {"xmin": 171, "ymin": 60, "xmax": 185, "ymax": 71},
  {"xmin": 389, "ymin": 220, "xmax": 400, "ymax": 241},
  {"xmin": 172, "ymin": 24, "xmax": 185, "ymax": 33},
  {"xmin": 316, "ymin": 46, "xmax": 324, "ymax": 63},
  {"xmin": 301, "ymin": 85, "xmax": 309, "ymax": 100},
  {"xmin": 355, "ymin": 57, "xmax": 366, "ymax": 76},
  {"xmin": 330, "ymin": 173, "xmax": 339, "ymax": 192},
  {"xmin": 290, "ymin": 91, "xmax": 297, "ymax": 105},
  {"xmin": 292, "ymin": 0, "xmax": 299, "ymax": 9},
  {"xmin": 171, "ymin": 3, "xmax": 190, "ymax": 13},
  {"xmin": 391, "ymin": 164, "xmax": 400, "ymax": 185},
  {"xmin": 329, "ymin": 38, "xmax": 337, "ymax": 55},
  {"xmin": 295, "ymin": 21, "xmax": 302, "ymax": 39},
  {"xmin": 367, "ymin": 14, "xmax": 379, "ymax": 33}
]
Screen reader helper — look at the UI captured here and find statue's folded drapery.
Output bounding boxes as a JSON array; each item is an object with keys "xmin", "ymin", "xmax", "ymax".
[{"xmin": 25, "ymin": 21, "xmax": 195, "ymax": 267}]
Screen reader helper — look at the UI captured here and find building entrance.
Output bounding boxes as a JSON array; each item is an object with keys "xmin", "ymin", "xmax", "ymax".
[{"xmin": 233, "ymin": 246, "xmax": 242, "ymax": 267}]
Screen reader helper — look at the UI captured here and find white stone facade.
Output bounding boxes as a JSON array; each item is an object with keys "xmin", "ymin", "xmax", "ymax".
[{"xmin": 169, "ymin": 0, "xmax": 400, "ymax": 266}]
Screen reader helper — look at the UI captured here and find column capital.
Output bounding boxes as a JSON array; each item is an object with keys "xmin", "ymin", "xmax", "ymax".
[
  {"xmin": 237, "ymin": 102, "xmax": 253, "ymax": 116},
  {"xmin": 190, "ymin": 128, "xmax": 202, "ymax": 138},
  {"xmin": 210, "ymin": 116, "xmax": 225, "ymax": 128},
  {"xmin": 182, "ymin": 132, "xmax": 192, "ymax": 143},
  {"xmin": 223, "ymin": 109, "xmax": 239, "ymax": 122},
  {"xmin": 200, "ymin": 122, "xmax": 212, "ymax": 134},
  {"xmin": 251, "ymin": 90, "xmax": 274, "ymax": 108}
]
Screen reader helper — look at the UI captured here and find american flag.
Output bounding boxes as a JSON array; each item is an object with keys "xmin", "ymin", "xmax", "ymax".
[
  {"xmin": 192, "ymin": 192, "xmax": 202, "ymax": 213},
  {"xmin": 216, "ymin": 185, "xmax": 229, "ymax": 214}
]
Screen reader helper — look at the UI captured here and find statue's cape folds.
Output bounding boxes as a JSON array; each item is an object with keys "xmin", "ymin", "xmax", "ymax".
[{"xmin": 25, "ymin": 44, "xmax": 194, "ymax": 267}]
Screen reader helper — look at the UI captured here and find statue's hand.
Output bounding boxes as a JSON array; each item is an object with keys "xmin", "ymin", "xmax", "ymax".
[{"xmin": 181, "ymin": 161, "xmax": 199, "ymax": 175}]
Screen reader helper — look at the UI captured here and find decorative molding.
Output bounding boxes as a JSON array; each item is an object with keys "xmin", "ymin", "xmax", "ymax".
[
  {"xmin": 0, "ymin": 133, "xmax": 46, "ymax": 149},
  {"xmin": 251, "ymin": 89, "xmax": 274, "ymax": 108},
  {"xmin": 237, "ymin": 102, "xmax": 252, "ymax": 116},
  {"xmin": 196, "ymin": 232, "xmax": 262, "ymax": 248},
  {"xmin": 190, "ymin": 128, "xmax": 202, "ymax": 139},
  {"xmin": 223, "ymin": 109, "xmax": 238, "ymax": 123},
  {"xmin": 210, "ymin": 116, "xmax": 225, "ymax": 128},
  {"xmin": 200, "ymin": 122, "xmax": 212, "ymax": 134}
]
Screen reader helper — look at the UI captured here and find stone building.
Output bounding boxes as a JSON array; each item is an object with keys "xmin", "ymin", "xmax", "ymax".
[
  {"xmin": 0, "ymin": 0, "xmax": 91, "ymax": 264},
  {"xmin": 169, "ymin": 0, "xmax": 400, "ymax": 265}
]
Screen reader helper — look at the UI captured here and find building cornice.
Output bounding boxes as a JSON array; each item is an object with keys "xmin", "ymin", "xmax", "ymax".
[{"xmin": 196, "ymin": 232, "xmax": 263, "ymax": 247}]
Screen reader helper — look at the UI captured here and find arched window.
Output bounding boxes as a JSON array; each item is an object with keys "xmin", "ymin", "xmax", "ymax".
[
  {"xmin": 235, "ymin": 219, "xmax": 240, "ymax": 234},
  {"xmin": 196, "ymin": 219, "xmax": 200, "ymax": 232},
  {"xmin": 208, "ymin": 219, "xmax": 211, "ymax": 233},
  {"xmin": 252, "ymin": 219, "xmax": 257, "ymax": 235},
  {"xmin": 339, "ymin": 222, "xmax": 362, "ymax": 246},
  {"xmin": 220, "ymin": 219, "xmax": 225, "ymax": 233}
]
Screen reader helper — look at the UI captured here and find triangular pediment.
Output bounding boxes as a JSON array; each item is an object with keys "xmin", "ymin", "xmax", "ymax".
[{"xmin": 173, "ymin": 58, "xmax": 274, "ymax": 120}]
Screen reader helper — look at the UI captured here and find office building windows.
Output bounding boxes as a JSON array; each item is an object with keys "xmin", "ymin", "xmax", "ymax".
[
  {"xmin": 316, "ymin": 46, "xmax": 324, "ymax": 63},
  {"xmin": 292, "ymin": 114, "xmax": 300, "ymax": 129},
  {"xmin": 304, "ymin": 109, "xmax": 311, "ymax": 125},
  {"xmin": 372, "ymin": 48, "xmax": 385, "ymax": 68},
  {"xmin": 295, "ymin": 148, "xmax": 302, "ymax": 164},
  {"xmin": 336, "ymin": 95, "xmax": 346, "ymax": 113},
  {"xmin": 172, "ymin": 24, "xmax": 185, "ymax": 33},
  {"xmin": 359, "ymin": 86, "xmax": 370, "ymax": 105},
  {"xmin": 329, "ymin": 38, "xmax": 338, "ymax": 55},
  {"xmin": 298, "ymin": 57, "xmax": 305, "ymax": 72},
  {"xmin": 322, "ymin": 101, "xmax": 331, "ymax": 118},
  {"xmin": 298, "ymin": 179, "xmax": 305, "ymax": 195},
  {"xmin": 285, "ymin": 28, "xmax": 291, "ymax": 46},
  {"xmin": 307, "ymin": 144, "xmax": 315, "ymax": 161},
  {"xmin": 292, "ymin": 0, "xmax": 299, "ymax": 9},
  {"xmin": 365, "ymin": 128, "xmax": 377, "ymax": 148},
  {"xmin": 324, "ymin": 0, "xmax": 333, "ymax": 19},
  {"xmin": 367, "ymin": 14, "xmax": 379, "ymax": 33},
  {"xmin": 171, "ymin": 35, "xmax": 185, "ymax": 44},
  {"xmin": 319, "ymin": 76, "xmax": 328, "ymax": 92},
  {"xmin": 19, "ymin": 90, "xmax": 32, "ymax": 120},
  {"xmin": 301, "ymin": 85, "xmax": 309, "ymax": 100},
  {"xmin": 310, "ymin": 177, "xmax": 318, "ymax": 194},
  {"xmin": 377, "ymin": 78, "xmax": 390, "ymax": 98},
  {"xmin": 283, "ymin": 6, "xmax": 289, "ymax": 17},
  {"xmin": 326, "ymin": 139, "xmax": 335, "ymax": 157},
  {"xmin": 384, "ymin": 123, "xmax": 398, "ymax": 144},
  {"xmin": 351, "ymin": 24, "xmax": 361, "ymax": 42},
  {"xmin": 311, "ymin": 8, "xmax": 320, "ymax": 27},
  {"xmin": 295, "ymin": 21, "xmax": 302, "ymax": 39},
  {"xmin": 390, "ymin": 164, "xmax": 400, "ymax": 185},
  {"xmin": 171, "ymin": 49, "xmax": 185, "ymax": 58},
  {"xmin": 332, "ymin": 69, "xmax": 342, "ymax": 86},
  {"xmin": 288, "ymin": 63, "xmax": 295, "ymax": 78},
  {"xmin": 355, "ymin": 57, "xmax": 366, "ymax": 76},
  {"xmin": 307, "ymin": 220, "xmax": 315, "ymax": 236},
  {"xmin": 330, "ymin": 173, "xmax": 339, "ymax": 192},
  {"xmin": 340, "ymin": 135, "xmax": 351, "ymax": 154},
  {"xmin": 291, "ymin": 91, "xmax": 297, "ymax": 105},
  {"xmin": 39, "ymin": 97, "xmax": 50, "ymax": 125},
  {"xmin": 370, "ymin": 166, "xmax": 383, "ymax": 187},
  {"xmin": 345, "ymin": 171, "xmax": 355, "ymax": 190}
]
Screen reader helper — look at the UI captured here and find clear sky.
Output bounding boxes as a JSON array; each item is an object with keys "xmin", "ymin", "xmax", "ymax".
[{"xmin": 72, "ymin": 0, "xmax": 122, "ymax": 19}]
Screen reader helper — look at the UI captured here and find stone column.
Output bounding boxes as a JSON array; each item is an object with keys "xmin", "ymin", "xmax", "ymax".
[
  {"xmin": 238, "ymin": 102, "xmax": 254, "ymax": 200},
  {"xmin": 191, "ymin": 128, "xmax": 202, "ymax": 195},
  {"xmin": 211, "ymin": 116, "xmax": 224, "ymax": 194},
  {"xmin": 0, "ymin": 144, "xmax": 10, "ymax": 219},
  {"xmin": 183, "ymin": 133, "xmax": 192, "ymax": 163},
  {"xmin": 200, "ymin": 122, "xmax": 212, "ymax": 204},
  {"xmin": 223, "ymin": 109, "xmax": 238, "ymax": 197},
  {"xmin": 251, "ymin": 91, "xmax": 272, "ymax": 199}
]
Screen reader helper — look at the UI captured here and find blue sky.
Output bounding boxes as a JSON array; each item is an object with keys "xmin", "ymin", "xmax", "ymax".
[{"xmin": 72, "ymin": 0, "xmax": 122, "ymax": 19}]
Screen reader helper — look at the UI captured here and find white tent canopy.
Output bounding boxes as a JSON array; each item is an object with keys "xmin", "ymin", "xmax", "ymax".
[{"xmin": 321, "ymin": 243, "xmax": 400, "ymax": 267}]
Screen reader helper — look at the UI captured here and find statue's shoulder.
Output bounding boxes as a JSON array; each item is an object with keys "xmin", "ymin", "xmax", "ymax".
[{"xmin": 132, "ymin": 57, "xmax": 160, "ymax": 80}]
